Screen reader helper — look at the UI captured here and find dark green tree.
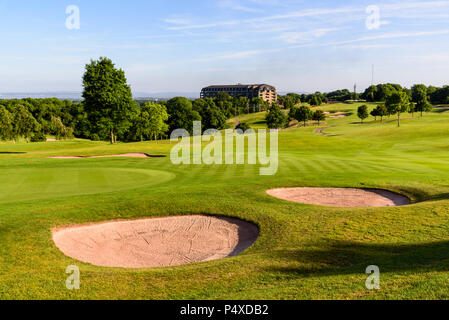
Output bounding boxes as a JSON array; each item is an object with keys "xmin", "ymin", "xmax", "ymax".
[
  {"xmin": 200, "ymin": 98, "xmax": 227, "ymax": 130},
  {"xmin": 266, "ymin": 103, "xmax": 288, "ymax": 129},
  {"xmin": 386, "ymin": 91, "xmax": 410, "ymax": 127},
  {"xmin": 357, "ymin": 105, "xmax": 369, "ymax": 123},
  {"xmin": 12, "ymin": 104, "xmax": 40, "ymax": 142},
  {"xmin": 312, "ymin": 110, "xmax": 326, "ymax": 125},
  {"xmin": 0, "ymin": 106, "xmax": 14, "ymax": 141},
  {"xmin": 166, "ymin": 97, "xmax": 201, "ymax": 134},
  {"xmin": 132, "ymin": 102, "xmax": 169, "ymax": 141},
  {"xmin": 295, "ymin": 105, "xmax": 312, "ymax": 127},
  {"xmin": 50, "ymin": 115, "xmax": 74, "ymax": 140},
  {"xmin": 82, "ymin": 57, "xmax": 137, "ymax": 144},
  {"xmin": 413, "ymin": 85, "xmax": 433, "ymax": 117}
]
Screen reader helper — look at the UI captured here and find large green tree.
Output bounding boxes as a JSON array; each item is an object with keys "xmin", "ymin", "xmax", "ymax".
[
  {"xmin": 266, "ymin": 103, "xmax": 288, "ymax": 129},
  {"xmin": 82, "ymin": 57, "xmax": 137, "ymax": 144},
  {"xmin": 412, "ymin": 84, "xmax": 433, "ymax": 117},
  {"xmin": 294, "ymin": 105, "xmax": 312, "ymax": 127},
  {"xmin": 133, "ymin": 102, "xmax": 169, "ymax": 141},
  {"xmin": 0, "ymin": 106, "xmax": 14, "ymax": 141},
  {"xmin": 166, "ymin": 97, "xmax": 201, "ymax": 134},
  {"xmin": 50, "ymin": 115, "xmax": 74, "ymax": 140},
  {"xmin": 386, "ymin": 91, "xmax": 410, "ymax": 127},
  {"xmin": 312, "ymin": 110, "xmax": 326, "ymax": 125},
  {"xmin": 12, "ymin": 104, "xmax": 40, "ymax": 142},
  {"xmin": 357, "ymin": 105, "xmax": 369, "ymax": 123}
]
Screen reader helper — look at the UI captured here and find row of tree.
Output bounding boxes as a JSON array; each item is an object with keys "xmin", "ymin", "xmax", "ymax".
[
  {"xmin": 357, "ymin": 88, "xmax": 433, "ymax": 126},
  {"xmin": 1, "ymin": 56, "xmax": 446, "ymax": 143},
  {"xmin": 265, "ymin": 104, "xmax": 326, "ymax": 129},
  {"xmin": 361, "ymin": 83, "xmax": 449, "ymax": 105}
]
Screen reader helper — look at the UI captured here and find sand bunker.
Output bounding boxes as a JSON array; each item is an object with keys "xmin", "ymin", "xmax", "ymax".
[
  {"xmin": 50, "ymin": 153, "xmax": 152, "ymax": 159},
  {"xmin": 330, "ymin": 115, "xmax": 348, "ymax": 119},
  {"xmin": 53, "ymin": 215, "xmax": 259, "ymax": 268},
  {"xmin": 267, "ymin": 188, "xmax": 410, "ymax": 207}
]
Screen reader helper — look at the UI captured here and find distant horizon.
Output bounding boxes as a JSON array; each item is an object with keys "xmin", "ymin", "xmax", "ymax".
[{"xmin": 0, "ymin": 80, "xmax": 446, "ymax": 101}]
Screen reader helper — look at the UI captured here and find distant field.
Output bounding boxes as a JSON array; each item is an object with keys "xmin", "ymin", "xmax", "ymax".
[{"xmin": 1, "ymin": 103, "xmax": 449, "ymax": 299}]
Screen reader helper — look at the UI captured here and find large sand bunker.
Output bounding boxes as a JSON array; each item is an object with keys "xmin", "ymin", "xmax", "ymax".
[
  {"xmin": 267, "ymin": 188, "xmax": 410, "ymax": 207},
  {"xmin": 53, "ymin": 215, "xmax": 259, "ymax": 268},
  {"xmin": 50, "ymin": 153, "xmax": 154, "ymax": 159}
]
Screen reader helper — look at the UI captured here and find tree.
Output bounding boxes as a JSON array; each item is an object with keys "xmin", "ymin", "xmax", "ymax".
[
  {"xmin": 412, "ymin": 85, "xmax": 433, "ymax": 117},
  {"xmin": 12, "ymin": 104, "xmax": 40, "ymax": 142},
  {"xmin": 279, "ymin": 95, "xmax": 295, "ymax": 109},
  {"xmin": 377, "ymin": 104, "xmax": 388, "ymax": 122},
  {"xmin": 357, "ymin": 105, "xmax": 369, "ymax": 123},
  {"xmin": 250, "ymin": 97, "xmax": 267, "ymax": 113},
  {"xmin": 215, "ymin": 91, "xmax": 234, "ymax": 117},
  {"xmin": 82, "ymin": 57, "xmax": 137, "ymax": 144},
  {"xmin": 415, "ymin": 99, "xmax": 433, "ymax": 117},
  {"xmin": 285, "ymin": 93, "xmax": 301, "ymax": 105},
  {"xmin": 266, "ymin": 103, "xmax": 288, "ymax": 129},
  {"xmin": 312, "ymin": 110, "xmax": 326, "ymax": 125},
  {"xmin": 386, "ymin": 91, "xmax": 410, "ymax": 127},
  {"xmin": 133, "ymin": 102, "xmax": 169, "ymax": 141},
  {"xmin": 199, "ymin": 98, "xmax": 227, "ymax": 130},
  {"xmin": 0, "ymin": 106, "xmax": 13, "ymax": 141},
  {"xmin": 370, "ymin": 107, "xmax": 379, "ymax": 121},
  {"xmin": 166, "ymin": 97, "xmax": 201, "ymax": 134},
  {"xmin": 50, "ymin": 115, "xmax": 74, "ymax": 140},
  {"xmin": 294, "ymin": 105, "xmax": 312, "ymax": 127},
  {"xmin": 309, "ymin": 95, "xmax": 322, "ymax": 106},
  {"xmin": 288, "ymin": 105, "xmax": 298, "ymax": 121},
  {"xmin": 411, "ymin": 84, "xmax": 428, "ymax": 103},
  {"xmin": 234, "ymin": 96, "xmax": 250, "ymax": 115}
]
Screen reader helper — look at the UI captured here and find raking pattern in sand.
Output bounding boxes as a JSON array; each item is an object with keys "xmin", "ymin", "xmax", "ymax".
[{"xmin": 53, "ymin": 215, "xmax": 259, "ymax": 268}]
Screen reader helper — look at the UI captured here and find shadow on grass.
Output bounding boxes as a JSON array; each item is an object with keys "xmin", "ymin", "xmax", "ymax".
[
  {"xmin": 0, "ymin": 152, "xmax": 27, "ymax": 154},
  {"xmin": 269, "ymin": 240, "xmax": 449, "ymax": 277},
  {"xmin": 433, "ymin": 107, "xmax": 449, "ymax": 113}
]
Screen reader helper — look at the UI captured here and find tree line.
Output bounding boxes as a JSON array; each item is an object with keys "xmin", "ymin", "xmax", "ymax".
[{"xmin": 1, "ymin": 56, "xmax": 446, "ymax": 143}]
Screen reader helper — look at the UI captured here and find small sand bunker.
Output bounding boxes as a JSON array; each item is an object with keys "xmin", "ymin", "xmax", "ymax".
[
  {"xmin": 50, "ymin": 153, "xmax": 151, "ymax": 159},
  {"xmin": 330, "ymin": 115, "xmax": 348, "ymax": 119},
  {"xmin": 53, "ymin": 215, "xmax": 259, "ymax": 268},
  {"xmin": 267, "ymin": 188, "xmax": 410, "ymax": 207}
]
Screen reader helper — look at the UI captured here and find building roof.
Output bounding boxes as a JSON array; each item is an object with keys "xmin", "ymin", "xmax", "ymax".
[{"xmin": 202, "ymin": 84, "xmax": 276, "ymax": 90}]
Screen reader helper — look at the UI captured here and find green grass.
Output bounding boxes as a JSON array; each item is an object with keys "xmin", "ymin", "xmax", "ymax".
[{"xmin": 1, "ymin": 103, "xmax": 449, "ymax": 300}]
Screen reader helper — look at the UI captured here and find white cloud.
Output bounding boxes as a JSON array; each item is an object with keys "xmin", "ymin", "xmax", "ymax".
[
  {"xmin": 192, "ymin": 50, "xmax": 263, "ymax": 62},
  {"xmin": 334, "ymin": 29, "xmax": 449, "ymax": 45},
  {"xmin": 280, "ymin": 28, "xmax": 340, "ymax": 44}
]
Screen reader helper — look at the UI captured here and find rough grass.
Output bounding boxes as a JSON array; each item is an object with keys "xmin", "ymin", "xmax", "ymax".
[{"xmin": 0, "ymin": 103, "xmax": 449, "ymax": 300}]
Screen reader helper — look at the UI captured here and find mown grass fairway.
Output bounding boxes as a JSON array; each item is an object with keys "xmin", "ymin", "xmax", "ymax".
[{"xmin": 1, "ymin": 103, "xmax": 449, "ymax": 300}]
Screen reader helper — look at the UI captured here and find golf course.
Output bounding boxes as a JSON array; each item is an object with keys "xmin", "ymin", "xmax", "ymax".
[{"xmin": 1, "ymin": 102, "xmax": 449, "ymax": 300}]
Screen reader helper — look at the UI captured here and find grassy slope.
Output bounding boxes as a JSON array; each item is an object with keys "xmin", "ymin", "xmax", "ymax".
[{"xmin": 1, "ymin": 103, "xmax": 449, "ymax": 300}]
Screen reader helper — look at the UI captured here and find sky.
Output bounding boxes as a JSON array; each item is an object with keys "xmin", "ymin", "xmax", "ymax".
[{"xmin": 0, "ymin": 0, "xmax": 449, "ymax": 95}]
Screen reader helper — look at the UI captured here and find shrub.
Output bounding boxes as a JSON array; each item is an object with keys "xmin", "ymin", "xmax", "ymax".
[{"xmin": 30, "ymin": 132, "xmax": 47, "ymax": 142}]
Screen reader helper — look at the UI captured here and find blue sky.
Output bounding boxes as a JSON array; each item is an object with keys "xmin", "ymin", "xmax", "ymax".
[{"xmin": 0, "ymin": 0, "xmax": 448, "ymax": 94}]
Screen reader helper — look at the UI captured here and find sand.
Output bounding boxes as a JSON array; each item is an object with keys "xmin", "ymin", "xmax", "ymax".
[
  {"xmin": 330, "ymin": 115, "xmax": 348, "ymax": 119},
  {"xmin": 50, "ymin": 153, "xmax": 151, "ymax": 159},
  {"xmin": 53, "ymin": 215, "xmax": 259, "ymax": 268},
  {"xmin": 314, "ymin": 127, "xmax": 333, "ymax": 136},
  {"xmin": 267, "ymin": 187, "xmax": 410, "ymax": 207}
]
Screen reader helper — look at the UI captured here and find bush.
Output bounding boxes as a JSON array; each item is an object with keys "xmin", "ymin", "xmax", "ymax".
[
  {"xmin": 90, "ymin": 133, "xmax": 101, "ymax": 141},
  {"xmin": 236, "ymin": 122, "xmax": 251, "ymax": 132},
  {"xmin": 30, "ymin": 132, "xmax": 47, "ymax": 142}
]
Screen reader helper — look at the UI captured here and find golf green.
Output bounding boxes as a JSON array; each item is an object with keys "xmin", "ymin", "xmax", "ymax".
[{"xmin": 0, "ymin": 167, "xmax": 175, "ymax": 203}]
